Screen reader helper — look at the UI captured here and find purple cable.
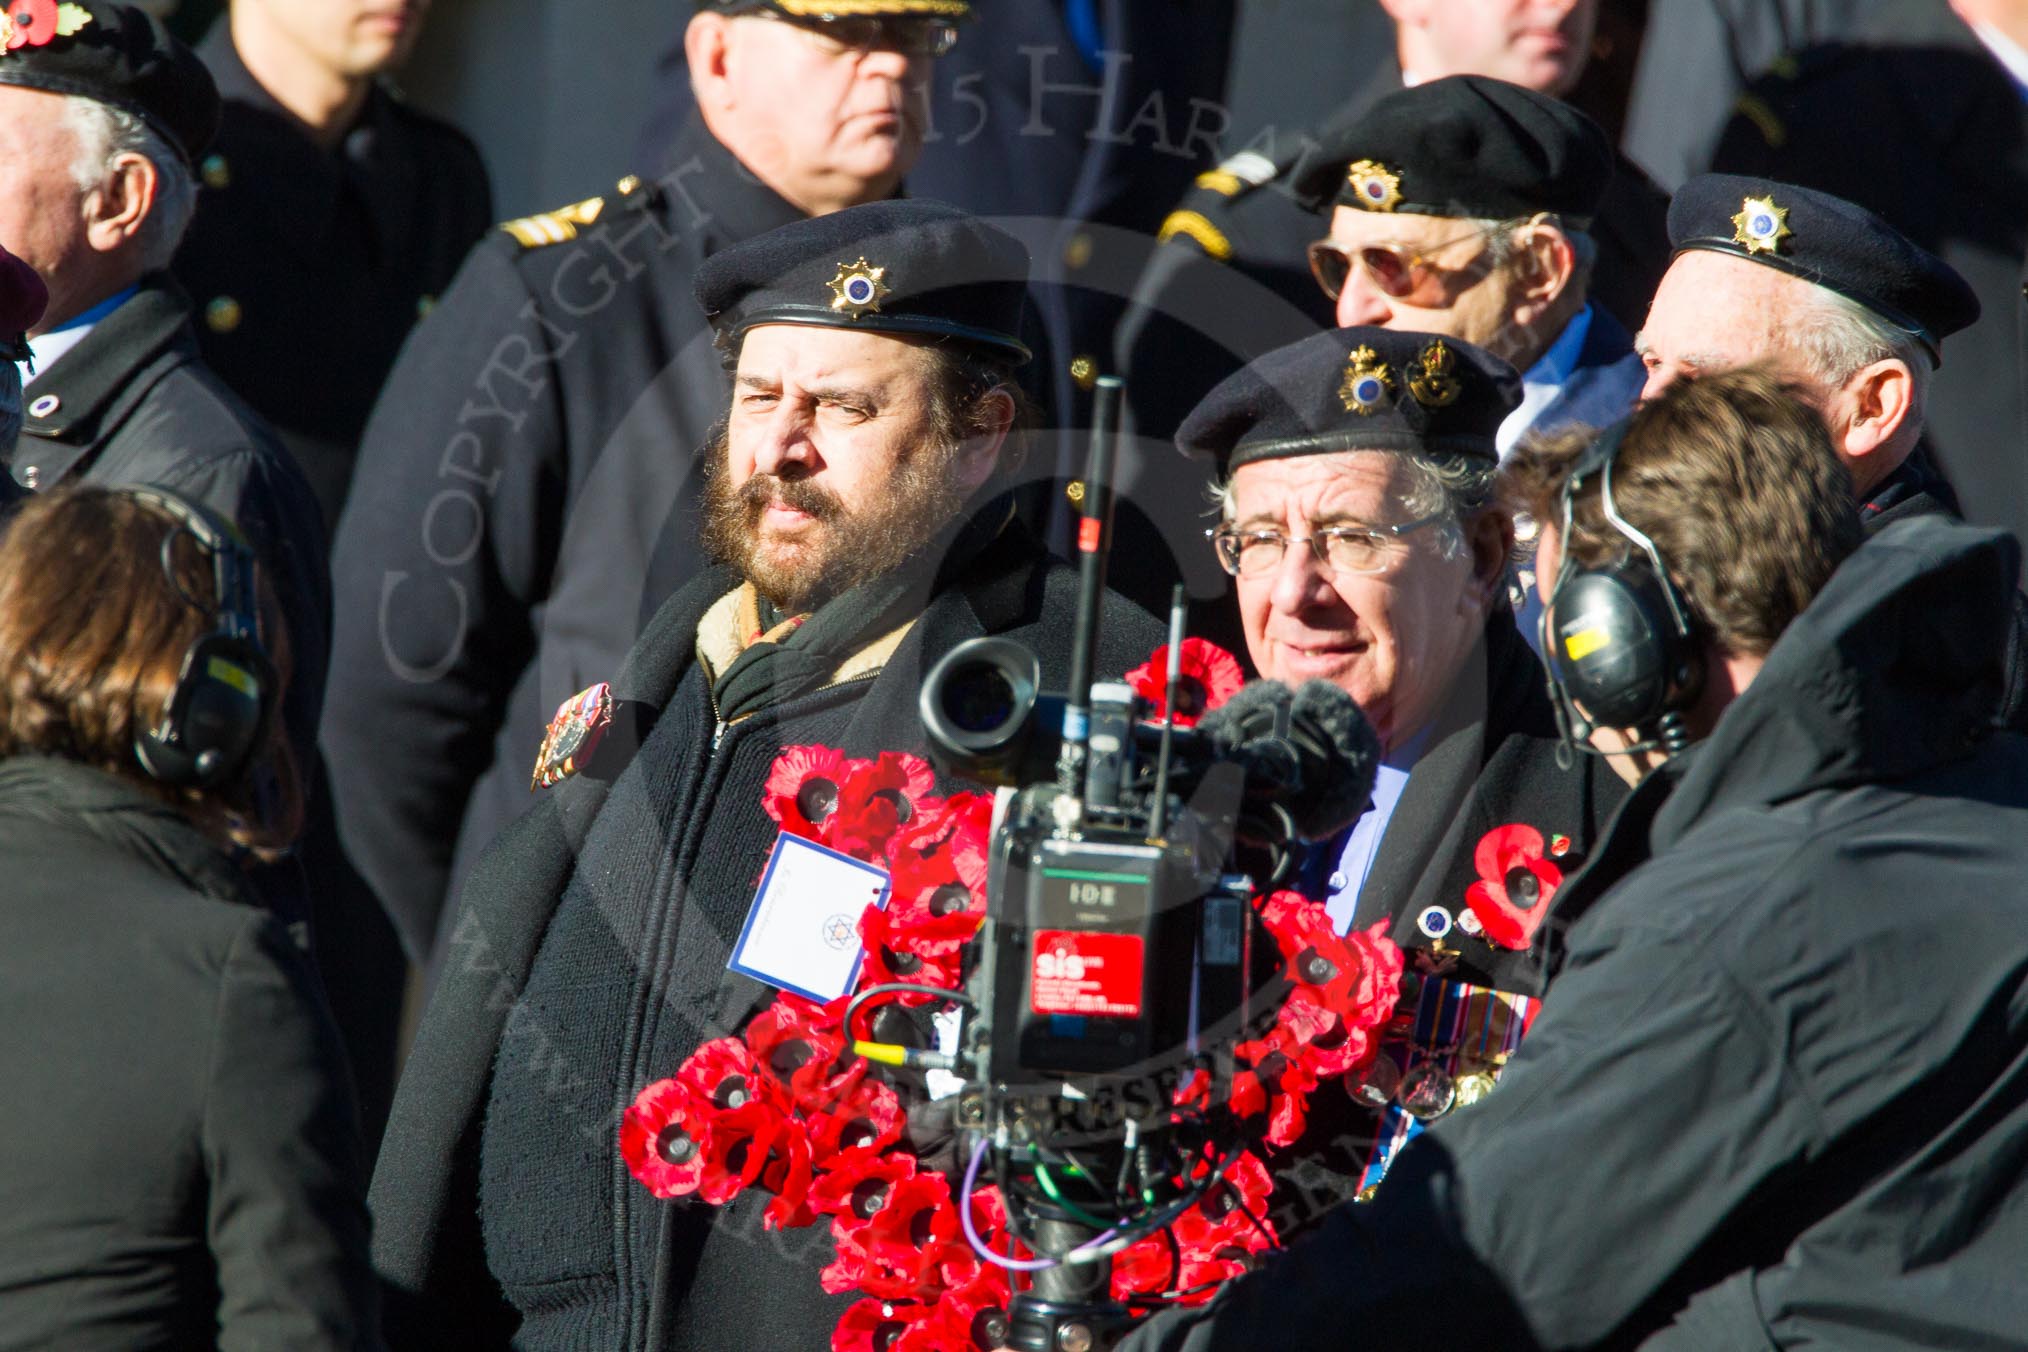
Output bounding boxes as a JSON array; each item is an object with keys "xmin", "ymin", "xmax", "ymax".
[{"xmin": 960, "ymin": 1138, "xmax": 1118, "ymax": 1272}]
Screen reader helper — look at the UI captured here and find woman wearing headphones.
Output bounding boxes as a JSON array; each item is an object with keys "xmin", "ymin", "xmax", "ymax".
[{"xmin": 0, "ymin": 486, "xmax": 379, "ymax": 1349}]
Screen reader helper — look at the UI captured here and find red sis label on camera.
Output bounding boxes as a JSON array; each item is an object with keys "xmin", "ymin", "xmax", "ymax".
[{"xmin": 1031, "ymin": 930, "xmax": 1145, "ymax": 1017}]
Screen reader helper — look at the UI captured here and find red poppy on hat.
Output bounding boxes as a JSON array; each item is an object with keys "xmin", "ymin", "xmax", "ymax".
[
  {"xmin": 618, "ymin": 1077, "xmax": 713, "ymax": 1199},
  {"xmin": 765, "ymin": 744, "xmax": 855, "ymax": 840},
  {"xmin": 1463, "ymin": 823, "xmax": 1562, "ymax": 950},
  {"xmin": 4, "ymin": 0, "xmax": 60, "ymax": 50},
  {"xmin": 1125, "ymin": 638, "xmax": 1245, "ymax": 727}
]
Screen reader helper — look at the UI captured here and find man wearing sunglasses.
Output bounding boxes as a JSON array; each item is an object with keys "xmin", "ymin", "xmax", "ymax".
[
  {"xmin": 1175, "ymin": 326, "xmax": 1628, "ymax": 1234},
  {"xmin": 323, "ymin": 0, "xmax": 964, "ymax": 969},
  {"xmin": 1306, "ymin": 77, "xmax": 1644, "ymax": 464}
]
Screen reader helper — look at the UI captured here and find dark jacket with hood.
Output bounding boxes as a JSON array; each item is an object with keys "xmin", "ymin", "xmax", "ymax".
[
  {"xmin": 0, "ymin": 757, "xmax": 377, "ymax": 1350},
  {"xmin": 1120, "ymin": 515, "xmax": 2028, "ymax": 1351},
  {"xmin": 369, "ymin": 518, "xmax": 1164, "ymax": 1351}
]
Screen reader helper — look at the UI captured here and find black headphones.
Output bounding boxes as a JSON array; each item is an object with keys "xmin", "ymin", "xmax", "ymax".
[
  {"xmin": 126, "ymin": 487, "xmax": 277, "ymax": 790},
  {"xmin": 1538, "ymin": 418, "xmax": 1706, "ymax": 764}
]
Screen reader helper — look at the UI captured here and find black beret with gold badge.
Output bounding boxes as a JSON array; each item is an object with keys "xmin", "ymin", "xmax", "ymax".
[
  {"xmin": 694, "ymin": 197, "xmax": 1031, "ymax": 364},
  {"xmin": 1177, "ymin": 326, "xmax": 1521, "ymax": 471}
]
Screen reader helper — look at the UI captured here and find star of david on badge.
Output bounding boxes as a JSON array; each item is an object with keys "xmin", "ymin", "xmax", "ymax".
[
  {"xmin": 1339, "ymin": 345, "xmax": 1396, "ymax": 415},
  {"xmin": 1731, "ymin": 195, "xmax": 1792, "ymax": 256},
  {"xmin": 827, "ymin": 257, "xmax": 891, "ymax": 317},
  {"xmin": 822, "ymin": 914, "xmax": 857, "ymax": 951},
  {"xmin": 1344, "ymin": 159, "xmax": 1403, "ymax": 213}
]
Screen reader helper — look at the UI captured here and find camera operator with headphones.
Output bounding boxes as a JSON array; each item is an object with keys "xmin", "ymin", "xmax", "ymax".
[
  {"xmin": 0, "ymin": 486, "xmax": 378, "ymax": 1349},
  {"xmin": 1122, "ymin": 369, "xmax": 2028, "ymax": 1350}
]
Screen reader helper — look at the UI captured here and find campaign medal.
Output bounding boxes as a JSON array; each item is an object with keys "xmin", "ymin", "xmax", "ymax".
[
  {"xmin": 827, "ymin": 257, "xmax": 891, "ymax": 317},
  {"xmin": 1731, "ymin": 195, "xmax": 1792, "ymax": 256},
  {"xmin": 1339, "ymin": 344, "xmax": 1396, "ymax": 415},
  {"xmin": 1344, "ymin": 159, "xmax": 1403, "ymax": 213},
  {"xmin": 1347, "ymin": 1049, "xmax": 1404, "ymax": 1110},
  {"xmin": 1396, "ymin": 1063, "xmax": 1458, "ymax": 1121},
  {"xmin": 532, "ymin": 682, "xmax": 615, "ymax": 789}
]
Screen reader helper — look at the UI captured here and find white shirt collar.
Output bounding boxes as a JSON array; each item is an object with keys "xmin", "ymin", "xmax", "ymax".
[
  {"xmin": 1973, "ymin": 22, "xmax": 2028, "ymax": 94},
  {"xmin": 19, "ymin": 286, "xmax": 138, "ymax": 383},
  {"xmin": 1497, "ymin": 304, "xmax": 1594, "ymax": 460}
]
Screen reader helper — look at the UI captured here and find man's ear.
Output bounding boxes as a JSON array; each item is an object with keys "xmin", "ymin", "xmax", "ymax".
[
  {"xmin": 952, "ymin": 387, "xmax": 1016, "ymax": 495},
  {"xmin": 687, "ymin": 12, "xmax": 735, "ymax": 112},
  {"xmin": 82, "ymin": 152, "xmax": 156, "ymax": 254},
  {"xmin": 1510, "ymin": 224, "xmax": 1576, "ymax": 319},
  {"xmin": 1462, "ymin": 508, "xmax": 1515, "ymax": 612},
  {"xmin": 1838, "ymin": 356, "xmax": 1917, "ymax": 467}
]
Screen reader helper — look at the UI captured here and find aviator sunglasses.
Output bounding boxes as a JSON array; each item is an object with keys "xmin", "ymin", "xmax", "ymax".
[{"xmin": 1306, "ymin": 221, "xmax": 1510, "ymax": 305}]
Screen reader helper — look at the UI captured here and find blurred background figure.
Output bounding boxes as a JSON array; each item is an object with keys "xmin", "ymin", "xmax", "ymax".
[
  {"xmin": 0, "ymin": 486, "xmax": 378, "ymax": 1352},
  {"xmin": 324, "ymin": 0, "xmax": 962, "ymax": 970},
  {"xmin": 172, "ymin": 0, "xmax": 492, "ymax": 533}
]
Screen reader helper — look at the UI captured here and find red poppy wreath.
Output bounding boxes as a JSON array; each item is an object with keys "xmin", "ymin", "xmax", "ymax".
[{"xmin": 620, "ymin": 644, "xmax": 1406, "ymax": 1351}]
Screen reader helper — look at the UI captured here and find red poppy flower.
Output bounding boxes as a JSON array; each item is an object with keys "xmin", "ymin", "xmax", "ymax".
[
  {"xmin": 761, "ymin": 1124, "xmax": 818, "ymax": 1230},
  {"xmin": 854, "ymin": 1174, "xmax": 961, "ymax": 1299},
  {"xmin": 766, "ymin": 745, "xmax": 856, "ymax": 841},
  {"xmin": 810, "ymin": 1073, "xmax": 905, "ymax": 1162},
  {"xmin": 618, "ymin": 1077, "xmax": 713, "ymax": 1199},
  {"xmin": 857, "ymin": 902, "xmax": 979, "ymax": 1001},
  {"xmin": 1258, "ymin": 895, "xmax": 1403, "ymax": 1038},
  {"xmin": 944, "ymin": 1267, "xmax": 1014, "ymax": 1351},
  {"xmin": 746, "ymin": 996, "xmax": 847, "ymax": 1103},
  {"xmin": 1231, "ymin": 1032, "xmax": 1322, "ymax": 1147},
  {"xmin": 1112, "ymin": 1234, "xmax": 1178, "ymax": 1301},
  {"xmin": 1125, "ymin": 639, "xmax": 1245, "ymax": 727},
  {"xmin": 1463, "ymin": 823, "xmax": 1562, "ymax": 950},
  {"xmin": 832, "ymin": 1297, "xmax": 938, "ymax": 1352},
  {"xmin": 4, "ymin": 0, "xmax": 60, "ymax": 50},
  {"xmin": 812, "ymin": 1151, "xmax": 919, "ymax": 1222},
  {"xmin": 675, "ymin": 1035, "xmax": 783, "ymax": 1114},
  {"xmin": 697, "ymin": 1098, "xmax": 787, "ymax": 1205},
  {"xmin": 1174, "ymin": 1151, "xmax": 1276, "ymax": 1253},
  {"xmin": 831, "ymin": 752, "xmax": 937, "ymax": 861}
]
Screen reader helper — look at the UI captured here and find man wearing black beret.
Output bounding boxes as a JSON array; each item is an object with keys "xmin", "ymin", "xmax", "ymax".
[
  {"xmin": 368, "ymin": 199, "xmax": 1163, "ymax": 1351},
  {"xmin": 1636, "ymin": 171, "xmax": 2028, "ymax": 729},
  {"xmin": 323, "ymin": 0, "xmax": 969, "ymax": 968},
  {"xmin": 1175, "ymin": 325, "xmax": 1625, "ymax": 1231},
  {"xmin": 0, "ymin": 2, "xmax": 329, "ymax": 854}
]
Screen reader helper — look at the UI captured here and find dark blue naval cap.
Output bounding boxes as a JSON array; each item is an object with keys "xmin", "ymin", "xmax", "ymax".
[
  {"xmin": 1176, "ymin": 327, "xmax": 1522, "ymax": 471},
  {"xmin": 694, "ymin": 199, "xmax": 1030, "ymax": 364},
  {"xmin": 1668, "ymin": 173, "xmax": 1979, "ymax": 366}
]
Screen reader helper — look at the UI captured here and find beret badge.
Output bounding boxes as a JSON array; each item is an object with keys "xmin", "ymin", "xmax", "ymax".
[
  {"xmin": 1408, "ymin": 340, "xmax": 1462, "ymax": 408},
  {"xmin": 1339, "ymin": 345, "xmax": 1396, "ymax": 415},
  {"xmin": 1730, "ymin": 194, "xmax": 1792, "ymax": 256},
  {"xmin": 1344, "ymin": 159, "xmax": 1403, "ymax": 213},
  {"xmin": 826, "ymin": 257, "xmax": 891, "ymax": 318},
  {"xmin": 0, "ymin": 0, "xmax": 91, "ymax": 52}
]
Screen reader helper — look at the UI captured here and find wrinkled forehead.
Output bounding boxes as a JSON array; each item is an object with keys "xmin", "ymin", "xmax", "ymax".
[
  {"xmin": 1641, "ymin": 249, "xmax": 1804, "ymax": 364},
  {"xmin": 1224, "ymin": 450, "xmax": 1425, "ymax": 524},
  {"xmin": 732, "ymin": 321, "xmax": 935, "ymax": 383},
  {"xmin": 1326, "ymin": 203, "xmax": 1488, "ymax": 247}
]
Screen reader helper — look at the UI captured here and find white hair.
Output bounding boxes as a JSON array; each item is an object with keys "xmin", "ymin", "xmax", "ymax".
[
  {"xmin": 62, "ymin": 96, "xmax": 196, "ymax": 272},
  {"xmin": 1788, "ymin": 283, "xmax": 1932, "ymax": 426}
]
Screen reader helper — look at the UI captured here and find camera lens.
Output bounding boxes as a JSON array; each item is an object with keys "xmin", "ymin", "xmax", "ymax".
[{"xmin": 944, "ymin": 663, "xmax": 1017, "ymax": 734}]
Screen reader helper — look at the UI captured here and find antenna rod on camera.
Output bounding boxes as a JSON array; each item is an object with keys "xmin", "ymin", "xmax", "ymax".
[
  {"xmin": 1059, "ymin": 375, "xmax": 1124, "ymax": 798},
  {"xmin": 1147, "ymin": 584, "xmax": 1187, "ymax": 840}
]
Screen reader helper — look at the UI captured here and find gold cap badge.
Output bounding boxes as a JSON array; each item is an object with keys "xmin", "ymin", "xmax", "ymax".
[
  {"xmin": 1731, "ymin": 195, "xmax": 1792, "ymax": 256},
  {"xmin": 827, "ymin": 257, "xmax": 891, "ymax": 317},
  {"xmin": 1345, "ymin": 159, "xmax": 1403, "ymax": 213},
  {"xmin": 1339, "ymin": 345, "xmax": 1396, "ymax": 415},
  {"xmin": 1408, "ymin": 339, "xmax": 1462, "ymax": 407}
]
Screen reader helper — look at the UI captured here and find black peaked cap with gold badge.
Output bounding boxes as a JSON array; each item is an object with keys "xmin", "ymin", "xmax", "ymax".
[
  {"xmin": 1294, "ymin": 74, "xmax": 1614, "ymax": 224},
  {"xmin": 0, "ymin": 1, "xmax": 218, "ymax": 164},
  {"xmin": 1177, "ymin": 326, "xmax": 1521, "ymax": 472},
  {"xmin": 694, "ymin": 198, "xmax": 1031, "ymax": 364},
  {"xmin": 1668, "ymin": 172, "xmax": 1980, "ymax": 366}
]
